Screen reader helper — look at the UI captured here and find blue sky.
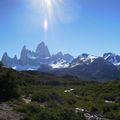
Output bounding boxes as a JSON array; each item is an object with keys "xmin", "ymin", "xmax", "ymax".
[{"xmin": 0, "ymin": 0, "xmax": 120, "ymax": 58}]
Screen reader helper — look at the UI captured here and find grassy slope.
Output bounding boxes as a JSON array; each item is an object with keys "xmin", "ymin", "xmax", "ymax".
[{"xmin": 0, "ymin": 67, "xmax": 120, "ymax": 119}]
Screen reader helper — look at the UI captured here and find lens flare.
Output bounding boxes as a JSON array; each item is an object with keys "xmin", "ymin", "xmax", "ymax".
[
  {"xmin": 28, "ymin": 0, "xmax": 81, "ymax": 30},
  {"xmin": 44, "ymin": 19, "xmax": 48, "ymax": 30},
  {"xmin": 44, "ymin": 0, "xmax": 52, "ymax": 7}
]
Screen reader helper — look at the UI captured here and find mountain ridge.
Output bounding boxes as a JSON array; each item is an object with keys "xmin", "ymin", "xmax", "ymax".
[
  {"xmin": 1, "ymin": 42, "xmax": 74, "ymax": 70},
  {"xmin": 1, "ymin": 42, "xmax": 120, "ymax": 80}
]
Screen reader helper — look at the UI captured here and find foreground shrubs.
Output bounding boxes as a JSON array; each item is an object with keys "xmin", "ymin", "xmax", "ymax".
[
  {"xmin": 18, "ymin": 103, "xmax": 85, "ymax": 120},
  {"xmin": 0, "ymin": 71, "xmax": 19, "ymax": 101}
]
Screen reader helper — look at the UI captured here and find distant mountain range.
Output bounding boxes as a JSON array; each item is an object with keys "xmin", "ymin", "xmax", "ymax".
[
  {"xmin": 1, "ymin": 42, "xmax": 73, "ymax": 71},
  {"xmin": 1, "ymin": 42, "xmax": 120, "ymax": 80}
]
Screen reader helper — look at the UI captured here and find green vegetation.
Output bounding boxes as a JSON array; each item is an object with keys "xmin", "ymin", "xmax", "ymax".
[
  {"xmin": 0, "ymin": 61, "xmax": 3, "ymax": 68},
  {"xmin": 0, "ymin": 69, "xmax": 19, "ymax": 101},
  {"xmin": 0, "ymin": 67, "xmax": 120, "ymax": 119}
]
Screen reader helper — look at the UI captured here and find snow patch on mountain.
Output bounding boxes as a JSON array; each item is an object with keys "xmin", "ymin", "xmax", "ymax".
[
  {"xmin": 103, "ymin": 53, "xmax": 120, "ymax": 66},
  {"xmin": 70, "ymin": 54, "xmax": 98, "ymax": 68},
  {"xmin": 12, "ymin": 65, "xmax": 39, "ymax": 71},
  {"xmin": 27, "ymin": 54, "xmax": 37, "ymax": 59},
  {"xmin": 50, "ymin": 59, "xmax": 69, "ymax": 68}
]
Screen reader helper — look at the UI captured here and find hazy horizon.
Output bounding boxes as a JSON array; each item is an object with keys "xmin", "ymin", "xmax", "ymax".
[{"xmin": 0, "ymin": 0, "xmax": 120, "ymax": 58}]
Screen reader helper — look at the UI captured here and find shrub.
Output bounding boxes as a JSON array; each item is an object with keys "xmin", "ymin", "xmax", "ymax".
[
  {"xmin": 60, "ymin": 108, "xmax": 86, "ymax": 120},
  {"xmin": 0, "ymin": 71, "xmax": 19, "ymax": 101}
]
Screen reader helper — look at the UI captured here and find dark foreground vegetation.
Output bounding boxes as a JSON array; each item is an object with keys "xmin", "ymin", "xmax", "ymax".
[{"xmin": 0, "ymin": 65, "xmax": 120, "ymax": 120}]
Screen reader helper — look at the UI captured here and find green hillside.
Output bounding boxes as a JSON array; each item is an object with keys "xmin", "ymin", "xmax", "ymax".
[{"xmin": 0, "ymin": 66, "xmax": 120, "ymax": 120}]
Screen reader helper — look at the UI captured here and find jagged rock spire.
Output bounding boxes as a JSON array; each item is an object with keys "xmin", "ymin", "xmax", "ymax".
[
  {"xmin": 36, "ymin": 41, "xmax": 51, "ymax": 58},
  {"xmin": 1, "ymin": 52, "xmax": 11, "ymax": 66},
  {"xmin": 19, "ymin": 45, "xmax": 28, "ymax": 65}
]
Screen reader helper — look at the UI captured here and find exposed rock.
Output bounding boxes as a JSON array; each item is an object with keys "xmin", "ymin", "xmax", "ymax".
[
  {"xmin": 19, "ymin": 46, "xmax": 29, "ymax": 65},
  {"xmin": 75, "ymin": 107, "xmax": 108, "ymax": 120},
  {"xmin": 36, "ymin": 41, "xmax": 51, "ymax": 58},
  {"xmin": 1, "ymin": 52, "xmax": 12, "ymax": 66},
  {"xmin": 103, "ymin": 52, "xmax": 120, "ymax": 66},
  {"xmin": 0, "ymin": 103, "xmax": 24, "ymax": 120},
  {"xmin": 50, "ymin": 57, "xmax": 120, "ymax": 80},
  {"xmin": 64, "ymin": 54, "xmax": 74, "ymax": 62}
]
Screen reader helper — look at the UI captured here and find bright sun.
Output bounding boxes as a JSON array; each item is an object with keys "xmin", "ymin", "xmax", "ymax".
[
  {"xmin": 44, "ymin": 0, "xmax": 52, "ymax": 7},
  {"xmin": 28, "ymin": 0, "xmax": 54, "ymax": 30},
  {"xmin": 29, "ymin": 0, "xmax": 81, "ymax": 31},
  {"xmin": 29, "ymin": 0, "xmax": 62, "ymax": 29}
]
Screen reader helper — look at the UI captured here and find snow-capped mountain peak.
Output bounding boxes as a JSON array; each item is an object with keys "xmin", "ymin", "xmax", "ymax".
[
  {"xmin": 3, "ymin": 41, "xmax": 120, "ymax": 72},
  {"xmin": 70, "ymin": 53, "xmax": 98, "ymax": 68},
  {"xmin": 79, "ymin": 53, "xmax": 97, "ymax": 63},
  {"xmin": 50, "ymin": 59, "xmax": 69, "ymax": 69},
  {"xmin": 1, "ymin": 42, "xmax": 74, "ymax": 70},
  {"xmin": 103, "ymin": 53, "xmax": 120, "ymax": 66}
]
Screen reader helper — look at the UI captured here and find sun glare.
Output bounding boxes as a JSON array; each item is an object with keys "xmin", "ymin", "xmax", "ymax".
[
  {"xmin": 44, "ymin": 0, "xmax": 52, "ymax": 7},
  {"xmin": 28, "ymin": 0, "xmax": 80, "ymax": 31},
  {"xmin": 44, "ymin": 19, "xmax": 48, "ymax": 30}
]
